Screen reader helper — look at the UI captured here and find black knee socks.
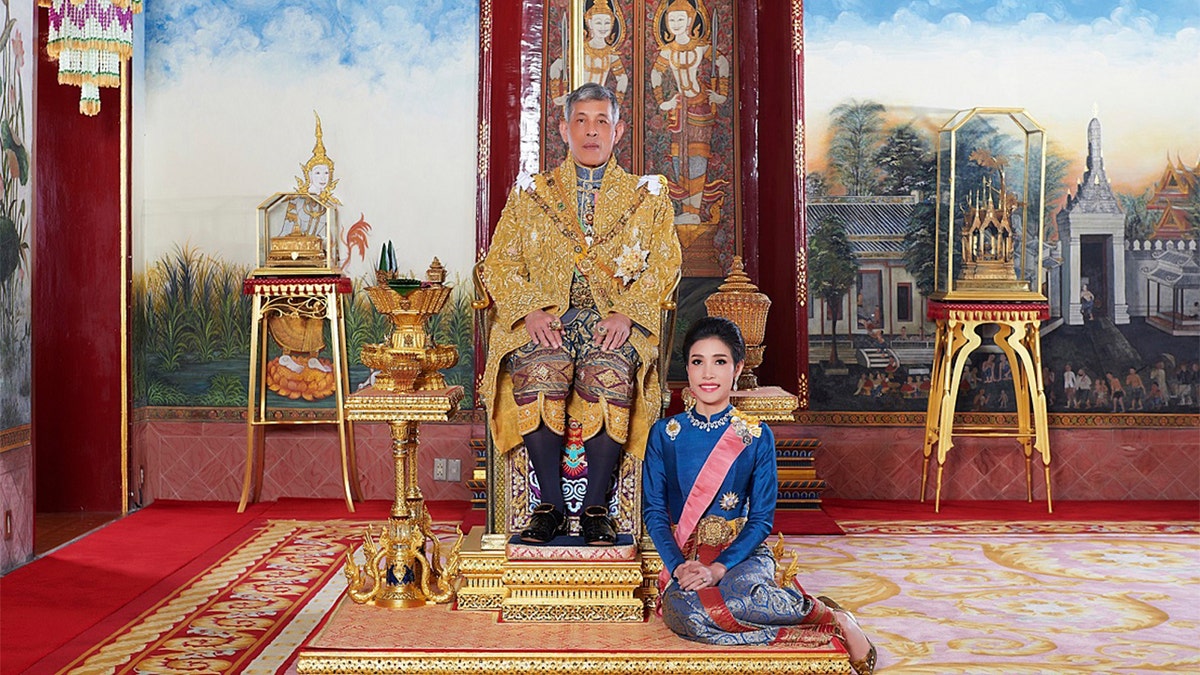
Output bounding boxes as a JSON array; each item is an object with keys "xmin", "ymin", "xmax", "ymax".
[
  {"xmin": 583, "ymin": 433, "xmax": 622, "ymax": 509},
  {"xmin": 524, "ymin": 425, "xmax": 565, "ymax": 511}
]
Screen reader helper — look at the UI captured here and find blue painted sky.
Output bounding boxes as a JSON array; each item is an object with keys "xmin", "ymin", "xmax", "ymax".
[
  {"xmin": 146, "ymin": 0, "xmax": 478, "ymax": 82},
  {"xmin": 805, "ymin": 0, "xmax": 1198, "ymax": 34}
]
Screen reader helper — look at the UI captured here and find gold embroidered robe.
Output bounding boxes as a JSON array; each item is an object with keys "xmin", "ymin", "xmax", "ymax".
[{"xmin": 480, "ymin": 158, "xmax": 682, "ymax": 458}]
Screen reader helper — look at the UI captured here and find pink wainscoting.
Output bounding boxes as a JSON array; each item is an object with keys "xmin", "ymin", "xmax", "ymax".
[
  {"xmin": 139, "ymin": 419, "xmax": 1197, "ymax": 505},
  {"xmin": 776, "ymin": 424, "xmax": 1200, "ymax": 501},
  {"xmin": 0, "ymin": 444, "xmax": 34, "ymax": 572},
  {"xmin": 140, "ymin": 420, "xmax": 483, "ymax": 505}
]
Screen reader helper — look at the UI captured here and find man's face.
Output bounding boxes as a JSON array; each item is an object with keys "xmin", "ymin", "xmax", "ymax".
[{"xmin": 559, "ymin": 98, "xmax": 625, "ymax": 167}]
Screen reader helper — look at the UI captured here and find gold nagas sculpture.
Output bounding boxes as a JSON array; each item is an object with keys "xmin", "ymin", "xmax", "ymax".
[{"xmin": 343, "ymin": 253, "xmax": 466, "ymax": 608}]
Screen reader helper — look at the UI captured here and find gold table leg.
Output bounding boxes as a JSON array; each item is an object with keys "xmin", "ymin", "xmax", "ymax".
[{"xmin": 919, "ymin": 308, "xmax": 1053, "ymax": 514}]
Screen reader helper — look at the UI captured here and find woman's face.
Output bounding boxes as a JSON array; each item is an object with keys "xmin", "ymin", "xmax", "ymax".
[
  {"xmin": 588, "ymin": 13, "xmax": 613, "ymax": 40},
  {"xmin": 686, "ymin": 336, "xmax": 742, "ymax": 414},
  {"xmin": 667, "ymin": 10, "xmax": 690, "ymax": 38},
  {"xmin": 308, "ymin": 163, "xmax": 330, "ymax": 193}
]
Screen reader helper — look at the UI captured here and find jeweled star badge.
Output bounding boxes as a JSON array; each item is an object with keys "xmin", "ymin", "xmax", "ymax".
[{"xmin": 665, "ymin": 418, "xmax": 681, "ymax": 440}]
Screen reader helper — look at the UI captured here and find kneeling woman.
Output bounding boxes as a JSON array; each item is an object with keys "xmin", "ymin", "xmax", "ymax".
[{"xmin": 642, "ymin": 317, "xmax": 877, "ymax": 674}]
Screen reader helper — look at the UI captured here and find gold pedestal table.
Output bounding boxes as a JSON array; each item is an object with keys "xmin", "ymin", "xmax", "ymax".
[
  {"xmin": 920, "ymin": 300, "xmax": 1052, "ymax": 512},
  {"xmin": 239, "ymin": 275, "xmax": 361, "ymax": 512},
  {"xmin": 342, "ymin": 385, "xmax": 465, "ymax": 608}
]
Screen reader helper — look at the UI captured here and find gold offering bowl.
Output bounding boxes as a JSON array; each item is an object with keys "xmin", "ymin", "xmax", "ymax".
[{"xmin": 362, "ymin": 283, "xmax": 458, "ymax": 392}]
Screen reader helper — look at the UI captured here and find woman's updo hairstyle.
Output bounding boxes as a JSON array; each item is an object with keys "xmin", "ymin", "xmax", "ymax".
[{"xmin": 682, "ymin": 316, "xmax": 746, "ymax": 365}]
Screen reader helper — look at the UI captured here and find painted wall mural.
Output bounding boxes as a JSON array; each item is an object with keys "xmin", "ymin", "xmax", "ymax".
[
  {"xmin": 539, "ymin": 0, "xmax": 739, "ymax": 278},
  {"xmin": 0, "ymin": 0, "xmax": 32, "ymax": 432},
  {"xmin": 802, "ymin": 0, "xmax": 1199, "ymax": 415},
  {"xmin": 536, "ymin": 0, "xmax": 740, "ymax": 382},
  {"xmin": 135, "ymin": 1, "xmax": 480, "ymax": 409}
]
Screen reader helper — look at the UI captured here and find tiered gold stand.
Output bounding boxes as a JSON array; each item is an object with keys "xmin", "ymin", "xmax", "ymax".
[{"xmin": 920, "ymin": 300, "xmax": 1052, "ymax": 512}]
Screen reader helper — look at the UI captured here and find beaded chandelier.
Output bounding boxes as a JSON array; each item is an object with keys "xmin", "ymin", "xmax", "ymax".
[{"xmin": 40, "ymin": 0, "xmax": 142, "ymax": 116}]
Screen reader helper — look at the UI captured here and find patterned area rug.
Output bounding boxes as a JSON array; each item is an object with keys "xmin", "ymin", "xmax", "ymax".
[
  {"xmin": 49, "ymin": 522, "xmax": 1200, "ymax": 674},
  {"xmin": 796, "ymin": 532, "xmax": 1200, "ymax": 673}
]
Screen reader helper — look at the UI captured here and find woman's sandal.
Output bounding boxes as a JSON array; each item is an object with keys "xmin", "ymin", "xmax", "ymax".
[{"xmin": 817, "ymin": 595, "xmax": 877, "ymax": 675}]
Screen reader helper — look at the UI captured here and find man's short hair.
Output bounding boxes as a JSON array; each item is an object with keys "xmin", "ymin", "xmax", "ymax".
[{"xmin": 563, "ymin": 82, "xmax": 620, "ymax": 123}]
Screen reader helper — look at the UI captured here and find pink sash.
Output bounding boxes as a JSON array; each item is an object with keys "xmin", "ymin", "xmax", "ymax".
[{"xmin": 657, "ymin": 423, "xmax": 748, "ymax": 591}]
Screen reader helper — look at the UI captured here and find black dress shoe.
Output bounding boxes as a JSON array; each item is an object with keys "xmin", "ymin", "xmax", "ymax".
[
  {"xmin": 581, "ymin": 505, "xmax": 617, "ymax": 546},
  {"xmin": 520, "ymin": 503, "xmax": 567, "ymax": 543}
]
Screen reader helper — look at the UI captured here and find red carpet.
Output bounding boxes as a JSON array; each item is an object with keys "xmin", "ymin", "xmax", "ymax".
[{"xmin": 0, "ymin": 499, "xmax": 470, "ymax": 675}]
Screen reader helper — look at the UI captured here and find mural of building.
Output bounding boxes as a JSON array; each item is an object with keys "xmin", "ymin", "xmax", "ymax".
[
  {"xmin": 1056, "ymin": 117, "xmax": 1130, "ymax": 326},
  {"xmin": 806, "ymin": 196, "xmax": 933, "ymax": 370},
  {"xmin": 1130, "ymin": 158, "xmax": 1200, "ymax": 336}
]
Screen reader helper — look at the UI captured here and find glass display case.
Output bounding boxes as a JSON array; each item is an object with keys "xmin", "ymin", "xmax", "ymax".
[
  {"xmin": 933, "ymin": 108, "xmax": 1047, "ymax": 301},
  {"xmin": 255, "ymin": 192, "xmax": 341, "ymax": 274}
]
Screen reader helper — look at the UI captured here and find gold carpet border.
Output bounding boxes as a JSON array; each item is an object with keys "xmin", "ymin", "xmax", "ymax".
[
  {"xmin": 61, "ymin": 519, "xmax": 370, "ymax": 674},
  {"xmin": 839, "ymin": 520, "xmax": 1200, "ymax": 536},
  {"xmin": 297, "ymin": 651, "xmax": 852, "ymax": 674}
]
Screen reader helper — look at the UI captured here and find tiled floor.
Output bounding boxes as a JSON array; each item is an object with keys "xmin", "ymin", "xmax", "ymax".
[{"xmin": 34, "ymin": 512, "xmax": 120, "ymax": 556}]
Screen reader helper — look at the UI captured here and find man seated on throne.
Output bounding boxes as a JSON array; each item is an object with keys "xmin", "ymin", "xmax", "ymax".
[{"xmin": 480, "ymin": 82, "xmax": 682, "ymax": 546}]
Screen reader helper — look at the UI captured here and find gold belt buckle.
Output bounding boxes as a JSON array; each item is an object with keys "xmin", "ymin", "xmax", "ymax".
[{"xmin": 695, "ymin": 515, "xmax": 735, "ymax": 547}]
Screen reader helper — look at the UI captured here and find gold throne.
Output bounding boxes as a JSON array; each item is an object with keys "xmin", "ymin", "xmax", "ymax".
[{"xmin": 458, "ymin": 262, "xmax": 679, "ymax": 621}]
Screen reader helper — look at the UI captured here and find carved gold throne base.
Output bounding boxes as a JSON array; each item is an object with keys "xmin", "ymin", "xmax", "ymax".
[{"xmin": 456, "ymin": 527, "xmax": 656, "ymax": 623}]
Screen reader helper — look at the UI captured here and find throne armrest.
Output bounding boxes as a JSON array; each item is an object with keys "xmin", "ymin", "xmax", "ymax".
[{"xmin": 658, "ymin": 271, "xmax": 682, "ymax": 411}]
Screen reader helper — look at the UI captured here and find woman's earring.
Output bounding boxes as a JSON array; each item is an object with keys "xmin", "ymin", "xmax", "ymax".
[{"xmin": 732, "ymin": 380, "xmax": 738, "ymax": 391}]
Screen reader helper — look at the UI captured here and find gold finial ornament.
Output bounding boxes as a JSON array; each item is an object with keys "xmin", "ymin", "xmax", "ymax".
[
  {"xmin": 704, "ymin": 256, "xmax": 771, "ymax": 389},
  {"xmin": 586, "ymin": 0, "xmax": 613, "ymax": 19}
]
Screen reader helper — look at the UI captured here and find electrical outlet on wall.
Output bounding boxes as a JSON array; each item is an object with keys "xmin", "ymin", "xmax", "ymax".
[
  {"xmin": 447, "ymin": 459, "xmax": 461, "ymax": 482},
  {"xmin": 433, "ymin": 458, "xmax": 447, "ymax": 481}
]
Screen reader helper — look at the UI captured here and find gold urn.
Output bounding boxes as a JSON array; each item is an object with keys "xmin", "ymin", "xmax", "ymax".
[
  {"xmin": 704, "ymin": 256, "xmax": 771, "ymax": 390},
  {"xmin": 361, "ymin": 258, "xmax": 458, "ymax": 392}
]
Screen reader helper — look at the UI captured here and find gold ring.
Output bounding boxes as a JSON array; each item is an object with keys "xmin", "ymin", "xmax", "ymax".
[
  {"xmin": 549, "ymin": 319, "xmax": 562, "ymax": 331},
  {"xmin": 596, "ymin": 325, "xmax": 609, "ymax": 335}
]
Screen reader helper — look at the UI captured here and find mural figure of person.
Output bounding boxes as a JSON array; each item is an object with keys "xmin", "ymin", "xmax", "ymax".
[
  {"xmin": 549, "ymin": 0, "xmax": 630, "ymax": 107},
  {"xmin": 1075, "ymin": 368, "xmax": 1093, "ymax": 409},
  {"xmin": 1106, "ymin": 371, "xmax": 1125, "ymax": 412},
  {"xmin": 264, "ymin": 115, "xmax": 341, "ymax": 401},
  {"xmin": 1062, "ymin": 363, "xmax": 1077, "ymax": 410},
  {"xmin": 1079, "ymin": 283, "xmax": 1095, "ymax": 322},
  {"xmin": 1125, "ymin": 367, "xmax": 1145, "ymax": 411},
  {"xmin": 651, "ymin": 0, "xmax": 730, "ymax": 225},
  {"xmin": 1091, "ymin": 376, "xmax": 1109, "ymax": 410}
]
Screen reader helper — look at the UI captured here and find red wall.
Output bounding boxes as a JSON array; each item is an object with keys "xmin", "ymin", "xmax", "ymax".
[{"xmin": 33, "ymin": 7, "xmax": 126, "ymax": 512}]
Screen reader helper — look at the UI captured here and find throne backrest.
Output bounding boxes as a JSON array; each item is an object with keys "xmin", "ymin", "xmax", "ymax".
[{"xmin": 473, "ymin": 261, "xmax": 680, "ymax": 538}]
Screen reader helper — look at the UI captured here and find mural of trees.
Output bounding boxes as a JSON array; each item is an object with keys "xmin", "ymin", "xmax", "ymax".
[
  {"xmin": 808, "ymin": 214, "xmax": 858, "ymax": 366},
  {"xmin": 827, "ymin": 99, "xmax": 886, "ymax": 196}
]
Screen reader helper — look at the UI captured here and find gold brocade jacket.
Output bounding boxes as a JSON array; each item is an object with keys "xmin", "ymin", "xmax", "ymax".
[{"xmin": 481, "ymin": 158, "xmax": 682, "ymax": 457}]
